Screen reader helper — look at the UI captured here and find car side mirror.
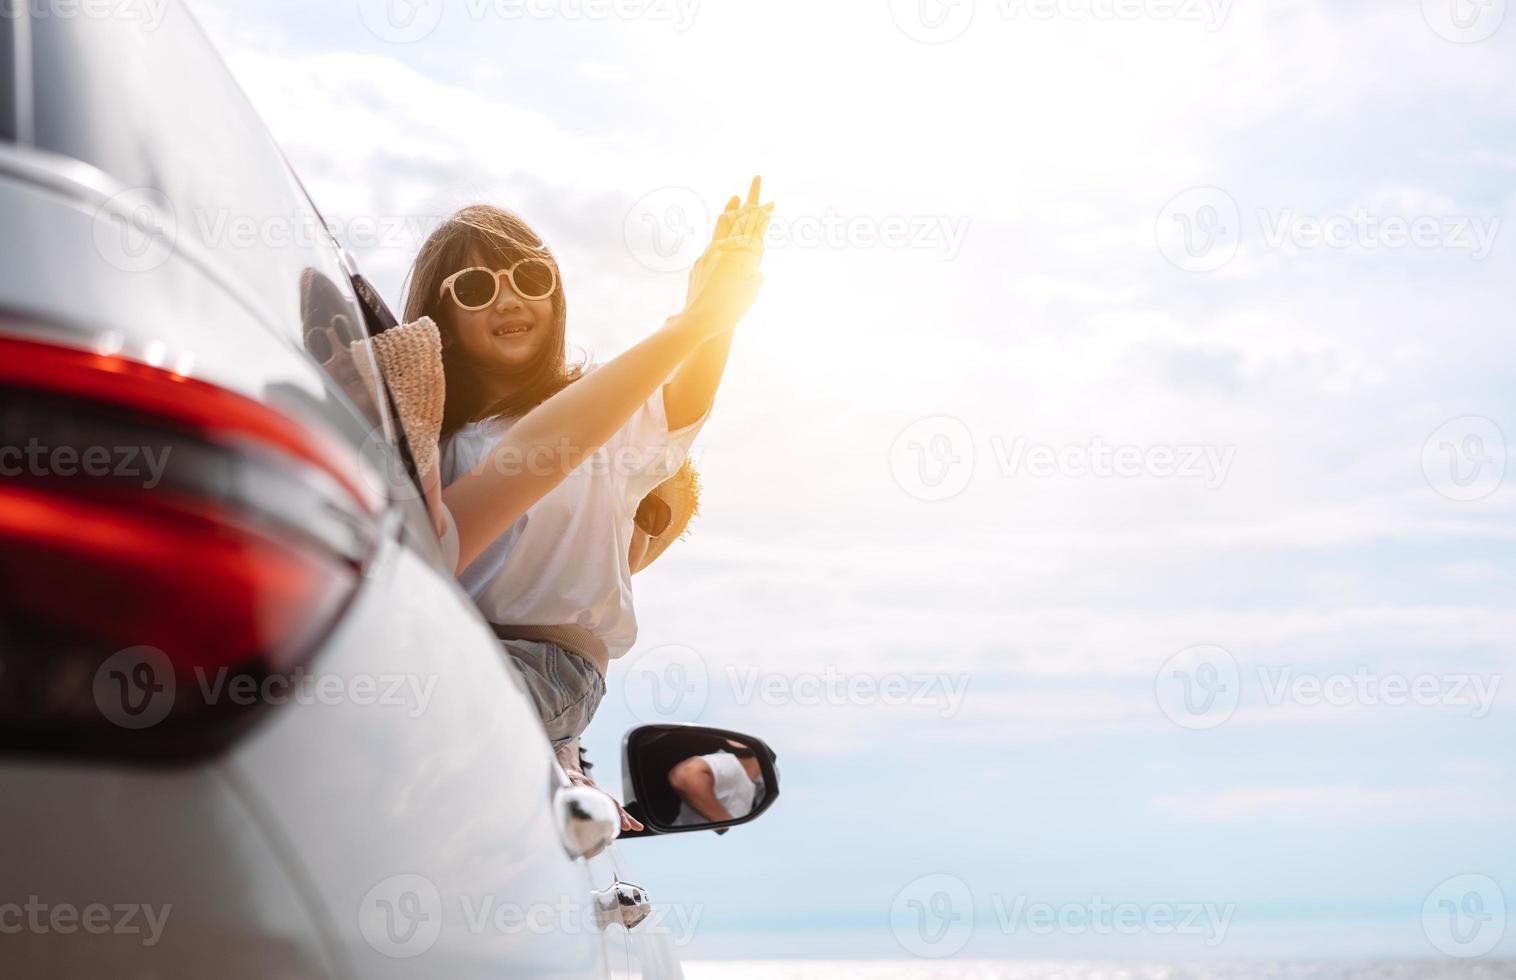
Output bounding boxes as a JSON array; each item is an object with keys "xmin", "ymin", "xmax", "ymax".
[{"xmin": 616, "ymin": 724, "xmax": 780, "ymax": 838}]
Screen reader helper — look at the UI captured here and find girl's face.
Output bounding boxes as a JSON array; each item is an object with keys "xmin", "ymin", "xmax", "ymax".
[{"xmin": 445, "ymin": 252, "xmax": 557, "ymax": 372}]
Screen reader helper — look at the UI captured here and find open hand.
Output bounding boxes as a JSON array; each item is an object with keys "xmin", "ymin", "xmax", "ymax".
[
  {"xmin": 682, "ymin": 176, "xmax": 773, "ymax": 334},
  {"xmin": 688, "ymin": 176, "xmax": 772, "ymax": 300}
]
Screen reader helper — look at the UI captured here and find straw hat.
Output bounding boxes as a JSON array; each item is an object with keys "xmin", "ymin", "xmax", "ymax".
[
  {"xmin": 353, "ymin": 317, "xmax": 445, "ymax": 474},
  {"xmin": 630, "ymin": 457, "xmax": 700, "ymax": 574}
]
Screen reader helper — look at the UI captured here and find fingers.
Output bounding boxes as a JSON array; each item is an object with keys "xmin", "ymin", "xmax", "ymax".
[
  {"xmin": 700, "ymin": 177, "xmax": 773, "ymax": 270},
  {"xmin": 710, "ymin": 195, "xmax": 740, "ymax": 246},
  {"xmin": 724, "ymin": 208, "xmax": 770, "ymax": 256},
  {"xmin": 752, "ymin": 203, "xmax": 774, "ymax": 243},
  {"xmin": 727, "ymin": 177, "xmax": 769, "ymax": 240}
]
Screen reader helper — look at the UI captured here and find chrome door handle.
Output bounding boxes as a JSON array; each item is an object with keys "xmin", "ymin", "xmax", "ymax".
[
  {"xmin": 595, "ymin": 880, "xmax": 652, "ymax": 931},
  {"xmin": 555, "ymin": 784, "xmax": 619, "ymax": 860}
]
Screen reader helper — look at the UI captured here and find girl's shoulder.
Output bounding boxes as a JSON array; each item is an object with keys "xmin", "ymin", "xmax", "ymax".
[{"xmin": 439, "ymin": 416, "xmax": 513, "ymax": 479}]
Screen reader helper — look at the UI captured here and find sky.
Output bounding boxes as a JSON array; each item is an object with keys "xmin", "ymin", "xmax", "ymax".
[{"xmin": 184, "ymin": 0, "xmax": 1515, "ymax": 963}]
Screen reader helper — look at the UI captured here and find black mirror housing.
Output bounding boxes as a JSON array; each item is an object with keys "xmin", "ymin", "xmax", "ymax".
[{"xmin": 617, "ymin": 724, "xmax": 780, "ymax": 838}]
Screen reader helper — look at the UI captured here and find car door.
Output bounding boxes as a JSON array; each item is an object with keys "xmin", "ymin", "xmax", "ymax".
[
  {"xmin": 585, "ymin": 847, "xmax": 634, "ymax": 979},
  {"xmin": 13, "ymin": 5, "xmax": 618, "ymax": 976}
]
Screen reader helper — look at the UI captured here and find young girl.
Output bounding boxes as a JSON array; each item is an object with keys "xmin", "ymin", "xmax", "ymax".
[{"xmin": 399, "ymin": 182, "xmax": 771, "ymax": 823}]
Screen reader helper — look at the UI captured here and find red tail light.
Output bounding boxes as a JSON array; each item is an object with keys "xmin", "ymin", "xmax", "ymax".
[{"xmin": 0, "ymin": 334, "xmax": 381, "ymax": 761}]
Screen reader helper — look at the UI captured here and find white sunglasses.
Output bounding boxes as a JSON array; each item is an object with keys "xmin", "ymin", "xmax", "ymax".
[{"xmin": 439, "ymin": 259, "xmax": 558, "ymax": 311}]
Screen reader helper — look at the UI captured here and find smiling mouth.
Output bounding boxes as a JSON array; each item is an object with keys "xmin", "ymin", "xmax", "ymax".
[{"xmin": 491, "ymin": 322, "xmax": 532, "ymax": 338}]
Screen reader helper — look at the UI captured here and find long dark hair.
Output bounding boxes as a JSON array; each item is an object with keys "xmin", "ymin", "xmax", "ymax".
[{"xmin": 403, "ymin": 204, "xmax": 583, "ymax": 437}]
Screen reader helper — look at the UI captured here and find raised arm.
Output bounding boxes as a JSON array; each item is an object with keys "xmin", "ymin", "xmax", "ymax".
[
  {"xmin": 443, "ymin": 222, "xmax": 766, "ymax": 572},
  {"xmin": 664, "ymin": 177, "xmax": 774, "ymax": 428}
]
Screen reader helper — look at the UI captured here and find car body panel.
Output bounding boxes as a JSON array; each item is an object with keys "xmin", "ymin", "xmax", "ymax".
[
  {"xmin": 226, "ymin": 538, "xmax": 610, "ymax": 978},
  {"xmin": 0, "ymin": 762, "xmax": 337, "ymax": 979},
  {"xmin": 0, "ymin": 3, "xmax": 686, "ymax": 976}
]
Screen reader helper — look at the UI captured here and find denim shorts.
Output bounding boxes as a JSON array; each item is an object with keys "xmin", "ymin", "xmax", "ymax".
[{"xmin": 499, "ymin": 639, "xmax": 605, "ymax": 748}]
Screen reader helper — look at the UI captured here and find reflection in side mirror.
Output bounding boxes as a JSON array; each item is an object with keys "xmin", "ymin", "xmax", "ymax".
[{"xmin": 617, "ymin": 724, "xmax": 780, "ymax": 838}]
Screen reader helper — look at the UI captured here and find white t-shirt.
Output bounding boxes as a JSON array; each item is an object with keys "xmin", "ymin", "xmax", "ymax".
[
  {"xmin": 439, "ymin": 379, "xmax": 706, "ymax": 661},
  {"xmin": 675, "ymin": 751, "xmax": 759, "ymax": 825},
  {"xmin": 437, "ymin": 502, "xmax": 459, "ymax": 572}
]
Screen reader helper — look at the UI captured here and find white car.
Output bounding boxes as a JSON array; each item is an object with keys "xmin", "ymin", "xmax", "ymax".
[{"xmin": 0, "ymin": 5, "xmax": 778, "ymax": 977}]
